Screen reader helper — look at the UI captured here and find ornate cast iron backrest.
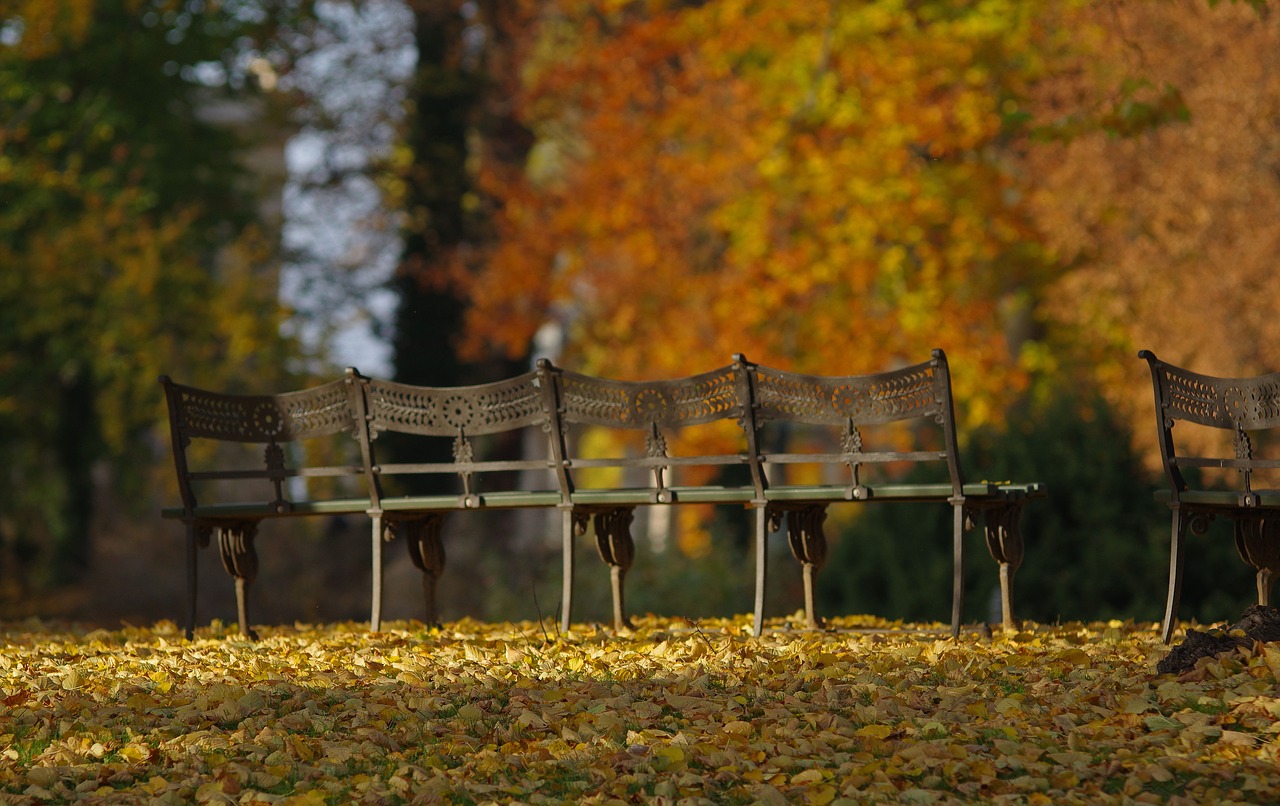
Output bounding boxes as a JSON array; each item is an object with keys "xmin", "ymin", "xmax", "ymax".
[
  {"xmin": 553, "ymin": 362, "xmax": 752, "ymax": 497},
  {"xmin": 159, "ymin": 371, "xmax": 369, "ymax": 515},
  {"xmin": 1140, "ymin": 350, "xmax": 1280, "ymax": 499},
  {"xmin": 743, "ymin": 350, "xmax": 963, "ymax": 495},
  {"xmin": 362, "ymin": 369, "xmax": 559, "ymax": 504},
  {"xmin": 364, "ymin": 372, "xmax": 549, "ymax": 438},
  {"xmin": 557, "ymin": 365, "xmax": 743, "ymax": 428}
]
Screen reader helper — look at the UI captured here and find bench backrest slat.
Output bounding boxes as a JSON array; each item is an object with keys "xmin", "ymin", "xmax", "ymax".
[
  {"xmin": 1141, "ymin": 350, "xmax": 1280, "ymax": 498},
  {"xmin": 557, "ymin": 365, "xmax": 744, "ymax": 429},
  {"xmin": 364, "ymin": 372, "xmax": 549, "ymax": 437},
  {"xmin": 552, "ymin": 362, "xmax": 753, "ymax": 499},
  {"xmin": 363, "ymin": 370, "xmax": 559, "ymax": 506},
  {"xmin": 159, "ymin": 371, "xmax": 370, "ymax": 516},
  {"xmin": 166, "ymin": 378, "xmax": 360, "ymax": 443},
  {"xmin": 752, "ymin": 357, "xmax": 945, "ymax": 426},
  {"xmin": 744, "ymin": 350, "xmax": 964, "ymax": 497}
]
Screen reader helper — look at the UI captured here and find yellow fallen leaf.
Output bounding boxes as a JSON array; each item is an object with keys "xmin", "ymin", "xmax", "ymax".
[
  {"xmin": 855, "ymin": 724, "xmax": 894, "ymax": 739},
  {"xmin": 655, "ymin": 746, "xmax": 685, "ymax": 765},
  {"xmin": 791, "ymin": 769, "xmax": 825, "ymax": 785}
]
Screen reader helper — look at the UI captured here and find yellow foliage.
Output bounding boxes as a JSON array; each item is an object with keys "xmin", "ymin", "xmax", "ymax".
[
  {"xmin": 462, "ymin": 0, "xmax": 1074, "ymax": 432},
  {"xmin": 0, "ymin": 617, "xmax": 1274, "ymax": 802}
]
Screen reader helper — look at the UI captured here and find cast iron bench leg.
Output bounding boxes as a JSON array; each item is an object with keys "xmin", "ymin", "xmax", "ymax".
[
  {"xmin": 401, "ymin": 515, "xmax": 445, "ymax": 628},
  {"xmin": 185, "ymin": 522, "xmax": 200, "ymax": 640},
  {"xmin": 753, "ymin": 505, "xmax": 768, "ymax": 638},
  {"xmin": 216, "ymin": 520, "xmax": 260, "ymax": 641},
  {"xmin": 780, "ymin": 505, "xmax": 828, "ymax": 630},
  {"xmin": 370, "ymin": 513, "xmax": 383, "ymax": 632},
  {"xmin": 950, "ymin": 502, "xmax": 964, "ymax": 639},
  {"xmin": 593, "ymin": 507, "xmax": 636, "ymax": 630},
  {"xmin": 976, "ymin": 503, "xmax": 1026, "ymax": 633},
  {"xmin": 1233, "ymin": 516, "xmax": 1280, "ymax": 608},
  {"xmin": 1162, "ymin": 507, "xmax": 1194, "ymax": 644},
  {"xmin": 561, "ymin": 507, "xmax": 577, "ymax": 634}
]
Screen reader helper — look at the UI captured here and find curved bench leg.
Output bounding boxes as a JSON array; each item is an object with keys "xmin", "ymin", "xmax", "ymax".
[
  {"xmin": 782, "ymin": 505, "xmax": 828, "ymax": 630},
  {"xmin": 399, "ymin": 515, "xmax": 446, "ymax": 628},
  {"xmin": 951, "ymin": 502, "xmax": 964, "ymax": 639},
  {"xmin": 593, "ymin": 507, "xmax": 636, "ymax": 630},
  {"xmin": 977, "ymin": 503, "xmax": 1025, "ymax": 633},
  {"xmin": 1162, "ymin": 508, "xmax": 1190, "ymax": 644},
  {"xmin": 1233, "ymin": 516, "xmax": 1280, "ymax": 608},
  {"xmin": 216, "ymin": 520, "xmax": 260, "ymax": 641}
]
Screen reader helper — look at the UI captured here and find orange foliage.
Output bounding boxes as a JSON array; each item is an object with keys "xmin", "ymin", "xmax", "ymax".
[
  {"xmin": 460, "ymin": 0, "xmax": 1075, "ymax": 430},
  {"xmin": 1023, "ymin": 0, "xmax": 1280, "ymax": 452}
]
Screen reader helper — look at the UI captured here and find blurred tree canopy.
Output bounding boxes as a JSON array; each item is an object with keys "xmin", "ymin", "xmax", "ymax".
[
  {"xmin": 0, "ymin": 0, "xmax": 1274, "ymax": 624},
  {"xmin": 446, "ymin": 0, "xmax": 1066, "ymax": 426},
  {"xmin": 399, "ymin": 0, "xmax": 1277, "ymax": 432},
  {"xmin": 384, "ymin": 0, "xmax": 1278, "ymax": 623},
  {"xmin": 0, "ymin": 0, "xmax": 310, "ymax": 587}
]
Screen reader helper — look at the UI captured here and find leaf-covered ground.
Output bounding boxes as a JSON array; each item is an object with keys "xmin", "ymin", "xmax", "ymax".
[{"xmin": 2, "ymin": 615, "xmax": 1278, "ymax": 804}]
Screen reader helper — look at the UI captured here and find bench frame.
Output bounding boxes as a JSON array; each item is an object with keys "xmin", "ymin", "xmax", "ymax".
[
  {"xmin": 161, "ymin": 350, "xmax": 1042, "ymax": 639},
  {"xmin": 1140, "ymin": 350, "xmax": 1280, "ymax": 642}
]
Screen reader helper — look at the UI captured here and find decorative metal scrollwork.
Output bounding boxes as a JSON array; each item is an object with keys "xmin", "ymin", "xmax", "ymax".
[
  {"xmin": 782, "ymin": 505, "xmax": 828, "ymax": 570},
  {"xmin": 365, "ymin": 373, "xmax": 546, "ymax": 437},
  {"xmin": 560, "ymin": 366, "xmax": 741, "ymax": 428},
  {"xmin": 770, "ymin": 504, "xmax": 828, "ymax": 629},
  {"xmin": 214, "ymin": 519, "xmax": 260, "ymax": 640},
  {"xmin": 215, "ymin": 520, "xmax": 259, "ymax": 583},
  {"xmin": 1233, "ymin": 516, "xmax": 1280, "ymax": 607},
  {"xmin": 1161, "ymin": 363, "xmax": 1280, "ymax": 430},
  {"xmin": 178, "ymin": 379, "xmax": 356, "ymax": 443},
  {"xmin": 755, "ymin": 359, "xmax": 941, "ymax": 426},
  {"xmin": 578, "ymin": 506, "xmax": 636, "ymax": 630},
  {"xmin": 264, "ymin": 443, "xmax": 286, "ymax": 472},
  {"xmin": 593, "ymin": 508, "xmax": 636, "ymax": 573},
  {"xmin": 645, "ymin": 424, "xmax": 669, "ymax": 459}
]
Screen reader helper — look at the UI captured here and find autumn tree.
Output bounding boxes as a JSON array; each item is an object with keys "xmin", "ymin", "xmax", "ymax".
[
  {"xmin": 0, "ymin": 0, "xmax": 308, "ymax": 591},
  {"xmin": 1022, "ymin": 0, "xmax": 1280, "ymax": 455},
  {"xmin": 448, "ymin": 0, "xmax": 1088, "ymax": 436},
  {"xmin": 390, "ymin": 0, "xmax": 536, "ymax": 390}
]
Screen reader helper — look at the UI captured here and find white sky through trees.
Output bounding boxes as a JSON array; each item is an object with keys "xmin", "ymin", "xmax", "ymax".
[{"xmin": 280, "ymin": 0, "xmax": 414, "ymax": 377}]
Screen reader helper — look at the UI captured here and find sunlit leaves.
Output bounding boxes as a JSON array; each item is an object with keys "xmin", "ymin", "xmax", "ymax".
[
  {"xmin": 2, "ymin": 617, "xmax": 1278, "ymax": 802},
  {"xmin": 460, "ymin": 0, "xmax": 1072, "ymax": 428}
]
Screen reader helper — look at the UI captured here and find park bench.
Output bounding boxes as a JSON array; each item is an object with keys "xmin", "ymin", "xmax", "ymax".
[
  {"xmin": 158, "ymin": 371, "xmax": 377, "ymax": 640},
  {"xmin": 161, "ymin": 349, "xmax": 1044, "ymax": 640},
  {"xmin": 1139, "ymin": 350, "xmax": 1280, "ymax": 643}
]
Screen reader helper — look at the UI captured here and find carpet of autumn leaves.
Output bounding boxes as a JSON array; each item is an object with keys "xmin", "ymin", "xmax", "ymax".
[{"xmin": 2, "ymin": 615, "xmax": 1280, "ymax": 804}]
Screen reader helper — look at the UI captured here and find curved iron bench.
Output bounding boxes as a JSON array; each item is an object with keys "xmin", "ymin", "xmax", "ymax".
[
  {"xmin": 1140, "ymin": 350, "xmax": 1280, "ymax": 642},
  {"xmin": 161, "ymin": 350, "xmax": 1044, "ymax": 639}
]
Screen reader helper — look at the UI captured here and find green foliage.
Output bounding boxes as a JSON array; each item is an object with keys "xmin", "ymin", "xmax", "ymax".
[
  {"xmin": 818, "ymin": 388, "xmax": 1256, "ymax": 626},
  {"xmin": 0, "ymin": 0, "xmax": 303, "ymax": 587}
]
